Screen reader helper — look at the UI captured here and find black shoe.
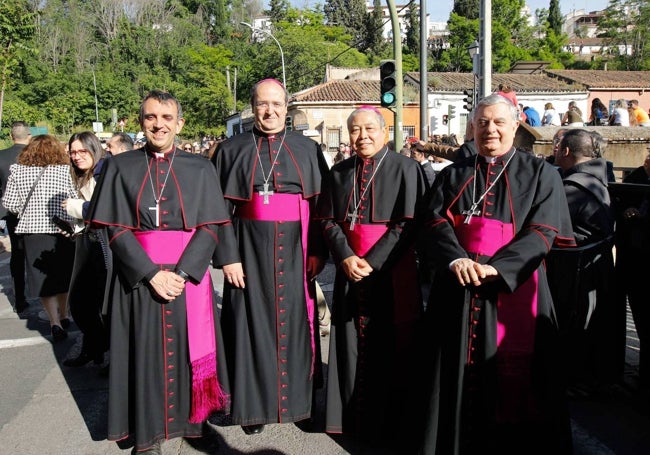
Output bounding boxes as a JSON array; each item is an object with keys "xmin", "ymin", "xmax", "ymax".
[
  {"xmin": 63, "ymin": 351, "xmax": 103, "ymax": 367},
  {"xmin": 242, "ymin": 424, "xmax": 265, "ymax": 435},
  {"xmin": 99, "ymin": 363, "xmax": 110, "ymax": 377},
  {"xmin": 51, "ymin": 325, "xmax": 67, "ymax": 342},
  {"xmin": 294, "ymin": 418, "xmax": 314, "ymax": 432},
  {"xmin": 60, "ymin": 318, "xmax": 71, "ymax": 329},
  {"xmin": 13, "ymin": 300, "xmax": 28, "ymax": 314},
  {"xmin": 131, "ymin": 440, "xmax": 162, "ymax": 455}
]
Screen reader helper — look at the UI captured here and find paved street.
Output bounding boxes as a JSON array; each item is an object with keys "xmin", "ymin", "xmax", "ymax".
[{"xmin": 1, "ymin": 236, "xmax": 650, "ymax": 454}]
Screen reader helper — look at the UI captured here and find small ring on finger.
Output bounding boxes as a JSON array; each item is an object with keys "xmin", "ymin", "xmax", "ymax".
[
  {"xmin": 227, "ymin": 276, "xmax": 233, "ymax": 283},
  {"xmin": 167, "ymin": 291, "xmax": 174, "ymax": 296}
]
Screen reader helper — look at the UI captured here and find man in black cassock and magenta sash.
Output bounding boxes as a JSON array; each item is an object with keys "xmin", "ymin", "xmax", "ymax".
[
  {"xmin": 316, "ymin": 106, "xmax": 428, "ymax": 449},
  {"xmin": 419, "ymin": 94, "xmax": 576, "ymax": 454},
  {"xmin": 87, "ymin": 90, "xmax": 231, "ymax": 454},
  {"xmin": 210, "ymin": 79, "xmax": 329, "ymax": 435}
]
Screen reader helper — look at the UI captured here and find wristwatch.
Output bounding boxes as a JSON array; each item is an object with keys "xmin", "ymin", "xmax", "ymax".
[{"xmin": 176, "ymin": 269, "xmax": 189, "ymax": 281}]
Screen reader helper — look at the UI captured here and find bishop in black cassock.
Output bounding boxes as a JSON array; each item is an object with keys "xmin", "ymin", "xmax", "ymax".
[
  {"xmin": 420, "ymin": 95, "xmax": 576, "ymax": 454},
  {"xmin": 210, "ymin": 79, "xmax": 329, "ymax": 433},
  {"xmin": 316, "ymin": 106, "xmax": 428, "ymax": 449}
]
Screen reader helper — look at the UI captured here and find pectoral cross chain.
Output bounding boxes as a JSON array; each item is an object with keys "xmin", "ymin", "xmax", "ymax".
[
  {"xmin": 149, "ymin": 202, "xmax": 160, "ymax": 227},
  {"xmin": 462, "ymin": 204, "xmax": 481, "ymax": 224},
  {"xmin": 258, "ymin": 183, "xmax": 274, "ymax": 205},
  {"xmin": 347, "ymin": 210, "xmax": 359, "ymax": 231}
]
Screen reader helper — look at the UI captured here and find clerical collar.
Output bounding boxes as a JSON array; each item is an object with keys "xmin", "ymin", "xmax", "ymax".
[
  {"xmin": 358, "ymin": 146, "xmax": 387, "ymax": 161},
  {"xmin": 480, "ymin": 149, "xmax": 513, "ymax": 164},
  {"xmin": 145, "ymin": 145, "xmax": 174, "ymax": 158},
  {"xmin": 253, "ymin": 126, "xmax": 285, "ymax": 139}
]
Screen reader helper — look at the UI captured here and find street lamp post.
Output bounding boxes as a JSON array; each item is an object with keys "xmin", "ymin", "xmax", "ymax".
[
  {"xmin": 92, "ymin": 68, "xmax": 99, "ymax": 123},
  {"xmin": 241, "ymin": 22, "xmax": 286, "ymax": 88},
  {"xmin": 467, "ymin": 40, "xmax": 479, "ymax": 108}
]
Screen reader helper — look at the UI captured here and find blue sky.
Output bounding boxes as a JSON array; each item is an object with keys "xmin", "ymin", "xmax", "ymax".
[
  {"xmin": 279, "ymin": 0, "xmax": 611, "ymax": 23},
  {"xmin": 425, "ymin": 0, "xmax": 610, "ymax": 21}
]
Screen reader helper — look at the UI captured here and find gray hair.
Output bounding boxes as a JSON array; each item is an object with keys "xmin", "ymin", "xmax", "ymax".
[
  {"xmin": 10, "ymin": 121, "xmax": 31, "ymax": 141},
  {"xmin": 347, "ymin": 106, "xmax": 386, "ymax": 130},
  {"xmin": 473, "ymin": 94, "xmax": 519, "ymax": 122}
]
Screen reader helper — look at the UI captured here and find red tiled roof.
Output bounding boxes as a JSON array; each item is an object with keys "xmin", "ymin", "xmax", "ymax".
[
  {"xmin": 291, "ymin": 80, "xmax": 379, "ymax": 102},
  {"xmin": 545, "ymin": 70, "xmax": 650, "ymax": 89},
  {"xmin": 408, "ymin": 72, "xmax": 586, "ymax": 93}
]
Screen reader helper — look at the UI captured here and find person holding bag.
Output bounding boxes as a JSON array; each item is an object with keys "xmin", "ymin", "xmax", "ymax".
[
  {"xmin": 2, "ymin": 134, "xmax": 78, "ymax": 341},
  {"xmin": 61, "ymin": 132, "xmax": 109, "ymax": 368}
]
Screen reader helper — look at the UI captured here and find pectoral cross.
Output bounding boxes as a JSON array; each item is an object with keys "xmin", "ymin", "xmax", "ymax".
[
  {"xmin": 149, "ymin": 202, "xmax": 160, "ymax": 227},
  {"xmin": 258, "ymin": 183, "xmax": 274, "ymax": 204},
  {"xmin": 462, "ymin": 204, "xmax": 481, "ymax": 224},
  {"xmin": 347, "ymin": 210, "xmax": 359, "ymax": 231}
]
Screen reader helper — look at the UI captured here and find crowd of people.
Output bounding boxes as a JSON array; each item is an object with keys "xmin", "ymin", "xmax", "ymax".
[{"xmin": 1, "ymin": 86, "xmax": 650, "ymax": 455}]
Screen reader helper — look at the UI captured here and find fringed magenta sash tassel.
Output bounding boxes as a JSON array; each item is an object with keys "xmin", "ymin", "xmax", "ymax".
[{"xmin": 134, "ymin": 230, "xmax": 229, "ymax": 423}]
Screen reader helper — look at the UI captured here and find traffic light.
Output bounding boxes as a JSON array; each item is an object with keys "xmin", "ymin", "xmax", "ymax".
[
  {"xmin": 431, "ymin": 116, "xmax": 438, "ymax": 131},
  {"xmin": 379, "ymin": 60, "xmax": 397, "ymax": 108},
  {"xmin": 442, "ymin": 114, "xmax": 449, "ymax": 125},
  {"xmin": 448, "ymin": 104, "xmax": 457, "ymax": 119},
  {"xmin": 463, "ymin": 89, "xmax": 474, "ymax": 112},
  {"xmin": 285, "ymin": 116, "xmax": 293, "ymax": 131}
]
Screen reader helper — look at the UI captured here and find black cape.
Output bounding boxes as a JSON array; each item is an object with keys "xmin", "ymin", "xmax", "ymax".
[{"xmin": 87, "ymin": 148, "xmax": 232, "ymax": 451}]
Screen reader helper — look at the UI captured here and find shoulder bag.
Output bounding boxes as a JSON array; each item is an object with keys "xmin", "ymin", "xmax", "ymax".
[{"xmin": 17, "ymin": 166, "xmax": 47, "ymax": 219}]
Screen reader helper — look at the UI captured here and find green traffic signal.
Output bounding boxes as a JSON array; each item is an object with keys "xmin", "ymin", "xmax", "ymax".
[
  {"xmin": 380, "ymin": 59, "xmax": 397, "ymax": 108},
  {"xmin": 381, "ymin": 92, "xmax": 396, "ymax": 106}
]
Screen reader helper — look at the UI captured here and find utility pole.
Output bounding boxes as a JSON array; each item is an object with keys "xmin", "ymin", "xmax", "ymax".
[
  {"xmin": 386, "ymin": 0, "xmax": 403, "ymax": 153},
  {"xmin": 419, "ymin": 0, "xmax": 428, "ymax": 141},
  {"xmin": 479, "ymin": 0, "xmax": 492, "ymax": 100}
]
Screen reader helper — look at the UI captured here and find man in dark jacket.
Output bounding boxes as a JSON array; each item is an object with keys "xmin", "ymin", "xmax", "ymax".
[
  {"xmin": 0, "ymin": 121, "xmax": 31, "ymax": 313},
  {"xmin": 550, "ymin": 128, "xmax": 620, "ymax": 393}
]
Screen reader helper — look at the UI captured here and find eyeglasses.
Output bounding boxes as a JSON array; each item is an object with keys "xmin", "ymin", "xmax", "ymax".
[
  {"xmin": 69, "ymin": 149, "xmax": 90, "ymax": 157},
  {"xmin": 254, "ymin": 101, "xmax": 286, "ymax": 110},
  {"xmin": 183, "ymin": 147, "xmax": 192, "ymax": 151}
]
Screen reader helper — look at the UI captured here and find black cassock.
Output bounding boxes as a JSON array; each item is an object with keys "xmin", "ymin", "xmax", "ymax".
[
  {"xmin": 420, "ymin": 149, "xmax": 576, "ymax": 454},
  {"xmin": 211, "ymin": 128, "xmax": 329, "ymax": 425},
  {"xmin": 87, "ymin": 148, "xmax": 231, "ymax": 451},
  {"xmin": 316, "ymin": 148, "xmax": 428, "ymax": 445}
]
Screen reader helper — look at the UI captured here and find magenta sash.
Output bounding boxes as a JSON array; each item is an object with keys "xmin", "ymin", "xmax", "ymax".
[
  {"xmin": 235, "ymin": 193, "xmax": 317, "ymax": 375},
  {"xmin": 453, "ymin": 216, "xmax": 538, "ymax": 422},
  {"xmin": 134, "ymin": 230, "xmax": 228, "ymax": 423},
  {"xmin": 453, "ymin": 215, "xmax": 538, "ymax": 348},
  {"xmin": 345, "ymin": 223, "xmax": 421, "ymax": 325}
]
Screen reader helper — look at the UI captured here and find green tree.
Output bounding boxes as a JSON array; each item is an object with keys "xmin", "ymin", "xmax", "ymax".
[
  {"xmin": 0, "ymin": 0, "xmax": 36, "ymax": 129},
  {"xmin": 547, "ymin": 0, "xmax": 563, "ymax": 36},
  {"xmin": 599, "ymin": 0, "xmax": 650, "ymax": 70},
  {"xmin": 324, "ymin": 0, "xmax": 346, "ymax": 26},
  {"xmin": 269, "ymin": 0, "xmax": 290, "ymax": 24},
  {"xmin": 363, "ymin": 0, "xmax": 386, "ymax": 57},
  {"xmin": 324, "ymin": 0, "xmax": 367, "ymax": 50},
  {"xmin": 453, "ymin": 0, "xmax": 479, "ymax": 19},
  {"xmin": 404, "ymin": 1, "xmax": 420, "ymax": 55}
]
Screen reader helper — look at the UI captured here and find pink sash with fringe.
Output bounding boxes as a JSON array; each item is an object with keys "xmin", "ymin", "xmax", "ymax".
[{"xmin": 134, "ymin": 230, "xmax": 227, "ymax": 423}]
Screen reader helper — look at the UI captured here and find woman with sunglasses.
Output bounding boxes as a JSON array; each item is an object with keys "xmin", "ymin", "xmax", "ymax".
[
  {"xmin": 61, "ymin": 132, "xmax": 110, "ymax": 369},
  {"xmin": 181, "ymin": 142, "xmax": 193, "ymax": 152}
]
